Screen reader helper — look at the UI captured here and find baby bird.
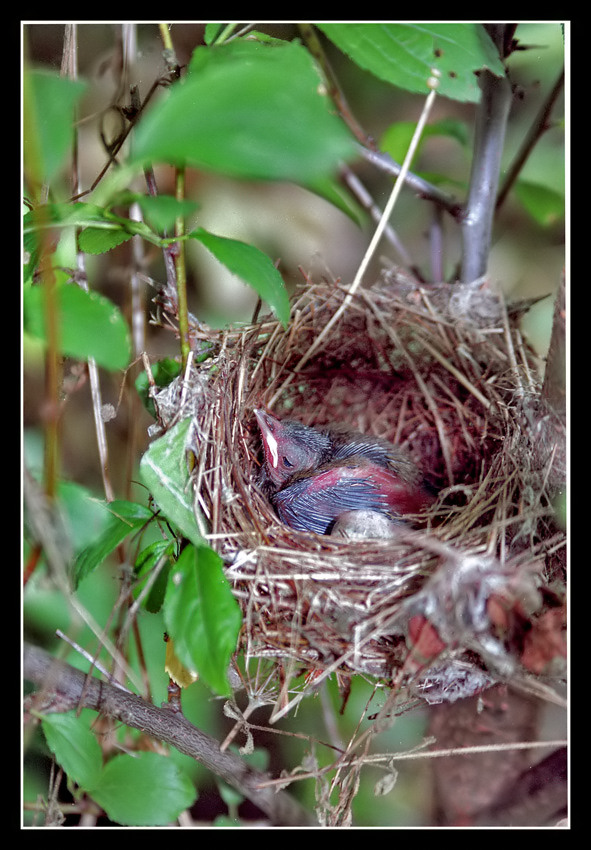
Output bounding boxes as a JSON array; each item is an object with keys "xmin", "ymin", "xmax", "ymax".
[{"xmin": 254, "ymin": 409, "xmax": 431, "ymax": 535}]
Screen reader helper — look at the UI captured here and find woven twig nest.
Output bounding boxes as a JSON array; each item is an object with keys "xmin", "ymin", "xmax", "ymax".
[{"xmin": 151, "ymin": 268, "xmax": 566, "ymax": 717}]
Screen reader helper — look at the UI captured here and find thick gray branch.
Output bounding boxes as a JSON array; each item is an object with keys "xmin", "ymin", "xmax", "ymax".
[
  {"xmin": 24, "ymin": 643, "xmax": 316, "ymax": 827},
  {"xmin": 460, "ymin": 69, "xmax": 513, "ymax": 283}
]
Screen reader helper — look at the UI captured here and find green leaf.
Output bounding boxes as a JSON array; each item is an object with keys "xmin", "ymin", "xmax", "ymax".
[
  {"xmin": 41, "ymin": 712, "xmax": 103, "ymax": 791},
  {"xmin": 24, "ymin": 202, "xmax": 167, "ymax": 260},
  {"xmin": 23, "ymin": 69, "xmax": 87, "ymax": 185},
  {"xmin": 191, "ymin": 228, "xmax": 290, "ymax": 326},
  {"xmin": 131, "ymin": 39, "xmax": 356, "ymax": 184},
  {"xmin": 23, "ymin": 202, "xmax": 104, "ymax": 266},
  {"xmin": 306, "ymin": 176, "xmax": 365, "ymax": 226},
  {"xmin": 380, "ymin": 117, "xmax": 469, "ymax": 165},
  {"xmin": 111, "ymin": 192, "xmax": 200, "ymax": 234},
  {"xmin": 47, "ymin": 480, "xmax": 116, "ymax": 552},
  {"xmin": 139, "ymin": 417, "xmax": 205, "ymax": 546},
  {"xmin": 204, "ymin": 22, "xmax": 229, "ymax": 46},
  {"xmin": 23, "ymin": 282, "xmax": 131, "ymax": 371},
  {"xmin": 514, "ymin": 179, "xmax": 565, "ymax": 227},
  {"xmin": 318, "ymin": 23, "xmax": 505, "ymax": 103},
  {"xmin": 91, "ymin": 752, "xmax": 196, "ymax": 826},
  {"xmin": 72, "ymin": 499, "xmax": 154, "ymax": 587},
  {"xmin": 164, "ymin": 543, "xmax": 242, "ymax": 697},
  {"xmin": 77, "ymin": 227, "xmax": 133, "ymax": 254}
]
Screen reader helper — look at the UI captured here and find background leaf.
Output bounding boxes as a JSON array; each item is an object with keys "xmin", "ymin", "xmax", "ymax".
[
  {"xmin": 91, "ymin": 752, "xmax": 196, "ymax": 825},
  {"xmin": 72, "ymin": 499, "xmax": 154, "ymax": 587},
  {"xmin": 131, "ymin": 38, "xmax": 356, "ymax": 183},
  {"xmin": 23, "ymin": 282, "xmax": 131, "ymax": 371},
  {"xmin": 118, "ymin": 193, "xmax": 200, "ymax": 234},
  {"xmin": 23, "ymin": 70, "xmax": 87, "ymax": 185},
  {"xmin": 380, "ymin": 117, "xmax": 469, "ymax": 166},
  {"xmin": 514, "ymin": 179, "xmax": 565, "ymax": 227},
  {"xmin": 41, "ymin": 712, "xmax": 103, "ymax": 791},
  {"xmin": 134, "ymin": 540, "xmax": 174, "ymax": 613}
]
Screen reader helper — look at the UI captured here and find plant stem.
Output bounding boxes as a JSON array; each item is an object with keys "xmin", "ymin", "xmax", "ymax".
[
  {"xmin": 41, "ymin": 245, "xmax": 60, "ymax": 501},
  {"xmin": 174, "ymin": 168, "xmax": 191, "ymax": 371},
  {"xmin": 66, "ymin": 23, "xmax": 116, "ymax": 502},
  {"xmin": 157, "ymin": 25, "xmax": 190, "ymax": 369},
  {"xmin": 460, "ymin": 68, "xmax": 512, "ymax": 283}
]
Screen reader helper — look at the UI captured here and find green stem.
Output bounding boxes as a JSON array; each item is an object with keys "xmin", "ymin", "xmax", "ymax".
[
  {"xmin": 157, "ymin": 24, "xmax": 189, "ymax": 368},
  {"xmin": 158, "ymin": 22, "xmax": 173, "ymax": 52},
  {"xmin": 174, "ymin": 167, "xmax": 191, "ymax": 371},
  {"xmin": 42, "ymin": 245, "xmax": 60, "ymax": 501}
]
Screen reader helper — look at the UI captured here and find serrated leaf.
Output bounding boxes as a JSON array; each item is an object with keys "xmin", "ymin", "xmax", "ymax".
[
  {"xmin": 24, "ymin": 202, "xmax": 167, "ymax": 261},
  {"xmin": 319, "ymin": 23, "xmax": 505, "ymax": 103},
  {"xmin": 192, "ymin": 228, "xmax": 290, "ymax": 326},
  {"xmin": 41, "ymin": 712, "xmax": 103, "ymax": 791},
  {"xmin": 139, "ymin": 417, "xmax": 205, "ymax": 546},
  {"xmin": 77, "ymin": 227, "xmax": 133, "ymax": 254},
  {"xmin": 131, "ymin": 39, "xmax": 356, "ymax": 184},
  {"xmin": 91, "ymin": 752, "xmax": 196, "ymax": 826},
  {"xmin": 23, "ymin": 282, "xmax": 131, "ymax": 371},
  {"xmin": 164, "ymin": 543, "xmax": 242, "ymax": 696},
  {"xmin": 72, "ymin": 499, "xmax": 154, "ymax": 587}
]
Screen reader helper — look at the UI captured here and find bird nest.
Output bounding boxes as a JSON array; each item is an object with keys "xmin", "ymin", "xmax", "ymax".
[{"xmin": 150, "ymin": 268, "xmax": 566, "ymax": 718}]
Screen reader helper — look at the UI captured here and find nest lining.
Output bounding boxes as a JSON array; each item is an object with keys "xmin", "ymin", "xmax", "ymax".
[{"xmin": 151, "ymin": 270, "xmax": 566, "ymax": 712}]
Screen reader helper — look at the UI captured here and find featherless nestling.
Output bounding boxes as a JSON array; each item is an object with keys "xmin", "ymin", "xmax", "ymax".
[{"xmin": 254, "ymin": 409, "xmax": 432, "ymax": 535}]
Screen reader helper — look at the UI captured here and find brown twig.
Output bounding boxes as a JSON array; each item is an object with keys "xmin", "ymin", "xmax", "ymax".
[
  {"xmin": 496, "ymin": 67, "xmax": 565, "ymax": 211},
  {"xmin": 24, "ymin": 643, "xmax": 317, "ymax": 827}
]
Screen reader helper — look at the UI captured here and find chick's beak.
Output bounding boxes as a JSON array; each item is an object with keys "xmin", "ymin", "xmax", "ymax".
[{"xmin": 254, "ymin": 409, "xmax": 280, "ymax": 470}]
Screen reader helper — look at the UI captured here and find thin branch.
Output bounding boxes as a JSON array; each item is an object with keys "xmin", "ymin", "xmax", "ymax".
[
  {"xmin": 298, "ymin": 23, "xmax": 462, "ymax": 229},
  {"xmin": 298, "ymin": 23, "xmax": 372, "ymax": 147},
  {"xmin": 339, "ymin": 164, "xmax": 413, "ymax": 266},
  {"xmin": 359, "ymin": 146, "xmax": 463, "ymax": 219},
  {"xmin": 496, "ymin": 67, "xmax": 565, "ymax": 210},
  {"xmin": 24, "ymin": 643, "xmax": 316, "ymax": 827}
]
